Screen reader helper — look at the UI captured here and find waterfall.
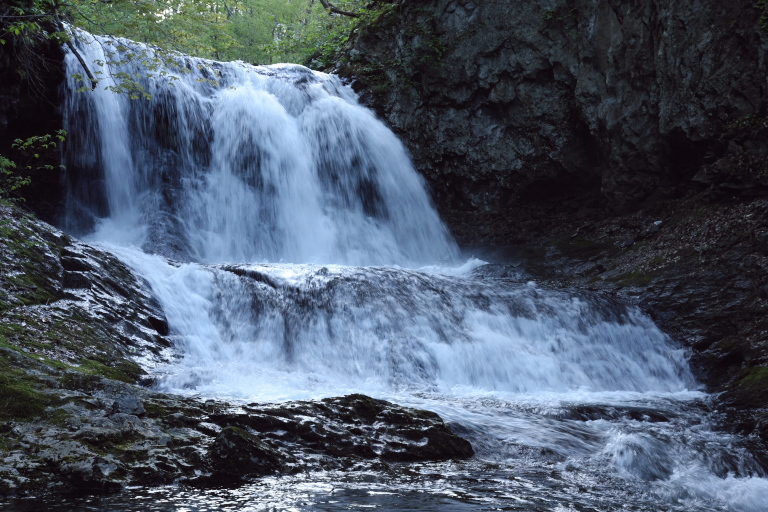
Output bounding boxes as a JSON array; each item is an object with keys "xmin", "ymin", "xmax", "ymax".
[
  {"xmin": 63, "ymin": 30, "xmax": 458, "ymax": 267},
  {"xmin": 61, "ymin": 28, "xmax": 695, "ymax": 400}
]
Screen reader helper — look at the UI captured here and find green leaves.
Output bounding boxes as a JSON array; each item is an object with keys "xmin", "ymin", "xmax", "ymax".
[
  {"xmin": 63, "ymin": 0, "xmax": 383, "ymax": 68},
  {"xmin": 0, "ymin": 155, "xmax": 26, "ymax": 200},
  {"xmin": 758, "ymin": 0, "xmax": 768, "ymax": 31},
  {"xmin": 3, "ymin": 0, "xmax": 388, "ymax": 84},
  {"xmin": 0, "ymin": 131, "xmax": 67, "ymax": 201}
]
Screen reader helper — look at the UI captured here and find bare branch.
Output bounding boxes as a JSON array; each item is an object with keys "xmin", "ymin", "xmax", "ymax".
[
  {"xmin": 318, "ymin": 0, "xmax": 361, "ymax": 18},
  {"xmin": 54, "ymin": 16, "xmax": 98, "ymax": 90},
  {"xmin": 0, "ymin": 14, "xmax": 55, "ymax": 19}
]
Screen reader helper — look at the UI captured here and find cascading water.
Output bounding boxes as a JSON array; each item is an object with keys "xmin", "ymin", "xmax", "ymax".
[
  {"xmin": 63, "ymin": 32, "xmax": 457, "ymax": 266},
  {"xmin": 55, "ymin": 29, "xmax": 768, "ymax": 511}
]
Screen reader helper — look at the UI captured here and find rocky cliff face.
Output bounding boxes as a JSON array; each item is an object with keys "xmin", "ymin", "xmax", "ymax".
[{"xmin": 337, "ymin": 0, "xmax": 768, "ymax": 220}]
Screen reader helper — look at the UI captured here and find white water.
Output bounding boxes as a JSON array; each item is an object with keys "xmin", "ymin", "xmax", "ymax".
[
  {"xmin": 63, "ymin": 31, "xmax": 457, "ymax": 267},
  {"xmin": 61, "ymin": 30, "xmax": 768, "ymax": 512}
]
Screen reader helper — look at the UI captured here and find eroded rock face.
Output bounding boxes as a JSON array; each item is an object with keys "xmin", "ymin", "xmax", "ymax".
[
  {"xmin": 0, "ymin": 377, "xmax": 474, "ymax": 494},
  {"xmin": 337, "ymin": 0, "xmax": 768, "ymax": 216},
  {"xmin": 211, "ymin": 394, "xmax": 475, "ymax": 465},
  {"xmin": 0, "ymin": 203, "xmax": 172, "ymax": 378}
]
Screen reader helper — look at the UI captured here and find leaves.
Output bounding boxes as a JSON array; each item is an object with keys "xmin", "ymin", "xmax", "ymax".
[
  {"xmin": 0, "ymin": 131, "xmax": 67, "ymax": 201},
  {"xmin": 64, "ymin": 0, "xmax": 382, "ymax": 68}
]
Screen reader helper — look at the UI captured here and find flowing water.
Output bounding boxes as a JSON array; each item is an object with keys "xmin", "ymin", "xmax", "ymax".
[{"xmin": 22, "ymin": 29, "xmax": 768, "ymax": 510}]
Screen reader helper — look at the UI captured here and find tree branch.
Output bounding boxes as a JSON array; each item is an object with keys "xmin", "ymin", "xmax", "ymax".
[
  {"xmin": 318, "ymin": 0, "xmax": 361, "ymax": 18},
  {"xmin": 55, "ymin": 17, "xmax": 98, "ymax": 90},
  {"xmin": 0, "ymin": 14, "xmax": 55, "ymax": 19}
]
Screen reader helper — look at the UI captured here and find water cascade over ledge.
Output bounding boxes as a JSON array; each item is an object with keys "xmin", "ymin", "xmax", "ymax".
[
  {"xmin": 63, "ymin": 31, "xmax": 458, "ymax": 267},
  {"xmin": 55, "ymin": 29, "xmax": 768, "ymax": 512}
]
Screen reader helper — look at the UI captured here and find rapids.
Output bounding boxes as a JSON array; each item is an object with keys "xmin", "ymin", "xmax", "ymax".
[{"xmin": 42, "ymin": 28, "xmax": 768, "ymax": 511}]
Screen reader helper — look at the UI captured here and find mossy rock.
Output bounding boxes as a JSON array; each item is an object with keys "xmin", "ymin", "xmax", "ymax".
[
  {"xmin": 0, "ymin": 350, "xmax": 52, "ymax": 421},
  {"xmin": 606, "ymin": 268, "xmax": 654, "ymax": 287},
  {"xmin": 75, "ymin": 358, "xmax": 146, "ymax": 384},
  {"xmin": 724, "ymin": 366, "xmax": 768, "ymax": 408}
]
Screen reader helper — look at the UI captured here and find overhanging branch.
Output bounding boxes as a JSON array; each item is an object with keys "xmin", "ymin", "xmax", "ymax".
[
  {"xmin": 318, "ymin": 0, "xmax": 362, "ymax": 18},
  {"xmin": 54, "ymin": 16, "xmax": 98, "ymax": 90}
]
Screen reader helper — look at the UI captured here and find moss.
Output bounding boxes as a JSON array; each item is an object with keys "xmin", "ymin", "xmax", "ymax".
[
  {"xmin": 738, "ymin": 366, "xmax": 768, "ymax": 392},
  {"xmin": 728, "ymin": 366, "xmax": 768, "ymax": 408},
  {"xmin": 367, "ymin": 3, "xmax": 399, "ymax": 30},
  {"xmin": 60, "ymin": 372, "xmax": 102, "ymax": 391},
  {"xmin": 142, "ymin": 401, "xmax": 168, "ymax": 418},
  {"xmin": 75, "ymin": 358, "xmax": 146, "ymax": 384},
  {"xmin": 0, "ymin": 352, "xmax": 51, "ymax": 421},
  {"xmin": 46, "ymin": 407, "xmax": 72, "ymax": 426},
  {"xmin": 0, "ymin": 212, "xmax": 63, "ymax": 313},
  {"xmin": 607, "ymin": 269, "xmax": 653, "ymax": 287}
]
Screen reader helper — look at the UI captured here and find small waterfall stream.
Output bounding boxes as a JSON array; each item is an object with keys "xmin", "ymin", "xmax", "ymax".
[{"xmin": 55, "ymin": 30, "xmax": 768, "ymax": 511}]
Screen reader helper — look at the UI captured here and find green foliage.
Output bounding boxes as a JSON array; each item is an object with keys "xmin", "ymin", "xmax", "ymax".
[
  {"xmin": 757, "ymin": 0, "xmax": 768, "ymax": 31},
  {"xmin": 0, "ymin": 131, "xmax": 66, "ymax": 202},
  {"xmin": 67, "ymin": 0, "xmax": 377, "ymax": 67},
  {"xmin": 269, "ymin": 1, "xmax": 361, "ymax": 67},
  {"xmin": 0, "ymin": 156, "xmax": 25, "ymax": 199},
  {"xmin": 3, "ymin": 0, "xmax": 393, "ymax": 75},
  {"xmin": 12, "ymin": 130, "xmax": 66, "ymax": 169},
  {"xmin": 0, "ymin": 1, "xmax": 69, "ymax": 44}
]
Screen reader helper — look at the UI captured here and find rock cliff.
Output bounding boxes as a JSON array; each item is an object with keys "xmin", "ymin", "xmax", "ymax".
[{"xmin": 337, "ymin": 0, "xmax": 768, "ymax": 218}]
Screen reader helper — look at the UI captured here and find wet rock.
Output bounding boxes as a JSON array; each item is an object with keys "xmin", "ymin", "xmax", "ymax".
[
  {"xmin": 58, "ymin": 456, "xmax": 125, "ymax": 492},
  {"xmin": 0, "ymin": 323, "xmax": 473, "ymax": 496},
  {"xmin": 754, "ymin": 229, "xmax": 768, "ymax": 254},
  {"xmin": 110, "ymin": 396, "xmax": 145, "ymax": 417},
  {"xmin": 620, "ymin": 238, "xmax": 635, "ymax": 248},
  {"xmin": 232, "ymin": 394, "xmax": 475, "ymax": 464},
  {"xmin": 206, "ymin": 427, "xmax": 285, "ymax": 481},
  {"xmin": 477, "ymin": 193, "xmax": 768, "ymax": 421},
  {"xmin": 337, "ymin": 0, "xmax": 767, "ymax": 234},
  {"xmin": 0, "ymin": 203, "xmax": 172, "ymax": 383}
]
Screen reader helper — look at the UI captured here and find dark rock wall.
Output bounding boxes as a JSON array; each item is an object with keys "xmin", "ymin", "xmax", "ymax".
[
  {"xmin": 337, "ymin": 0, "xmax": 768, "ymax": 218},
  {"xmin": 0, "ymin": 32, "xmax": 66, "ymax": 221}
]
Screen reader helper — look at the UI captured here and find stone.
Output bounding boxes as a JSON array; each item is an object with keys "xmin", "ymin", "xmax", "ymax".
[
  {"xmin": 207, "ymin": 427, "xmax": 285, "ymax": 479},
  {"xmin": 111, "ymin": 396, "xmax": 146, "ymax": 417},
  {"xmin": 754, "ymin": 229, "xmax": 768, "ymax": 254},
  {"xmin": 336, "ymin": 0, "xmax": 768, "ymax": 226}
]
